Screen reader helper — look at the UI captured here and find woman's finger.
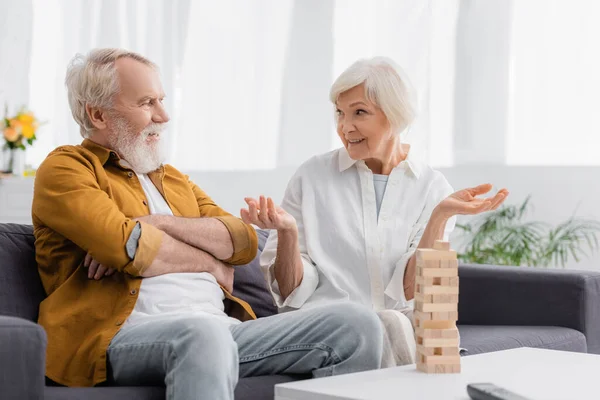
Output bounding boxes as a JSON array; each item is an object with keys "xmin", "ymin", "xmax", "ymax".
[
  {"xmin": 105, "ymin": 268, "xmax": 116, "ymax": 276},
  {"xmin": 249, "ymin": 200, "xmax": 259, "ymax": 222},
  {"xmin": 258, "ymin": 196, "xmax": 269, "ymax": 224},
  {"xmin": 240, "ymin": 208, "xmax": 251, "ymax": 224},
  {"xmin": 267, "ymin": 197, "xmax": 277, "ymax": 222},
  {"xmin": 490, "ymin": 193, "xmax": 508, "ymax": 210},
  {"xmin": 467, "ymin": 183, "xmax": 493, "ymax": 196}
]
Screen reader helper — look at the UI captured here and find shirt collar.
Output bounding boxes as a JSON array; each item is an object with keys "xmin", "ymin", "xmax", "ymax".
[
  {"xmin": 337, "ymin": 144, "xmax": 422, "ymax": 179},
  {"xmin": 82, "ymin": 139, "xmax": 117, "ymax": 166}
]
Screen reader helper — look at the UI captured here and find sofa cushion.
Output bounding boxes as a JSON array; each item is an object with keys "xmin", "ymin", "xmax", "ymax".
[
  {"xmin": 458, "ymin": 325, "xmax": 587, "ymax": 356},
  {"xmin": 232, "ymin": 229, "xmax": 277, "ymax": 318},
  {"xmin": 0, "ymin": 223, "xmax": 45, "ymax": 321}
]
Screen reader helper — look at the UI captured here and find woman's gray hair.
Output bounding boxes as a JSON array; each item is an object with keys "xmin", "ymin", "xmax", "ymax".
[
  {"xmin": 329, "ymin": 57, "xmax": 416, "ymax": 135},
  {"xmin": 65, "ymin": 48, "xmax": 157, "ymax": 138}
]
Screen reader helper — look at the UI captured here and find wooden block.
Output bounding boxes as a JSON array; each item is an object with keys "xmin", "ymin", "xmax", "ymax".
[
  {"xmin": 432, "ymin": 311, "xmax": 458, "ymax": 321},
  {"xmin": 416, "ymin": 249, "xmax": 457, "ymax": 261},
  {"xmin": 418, "ymin": 284, "xmax": 459, "ymax": 295},
  {"xmin": 417, "ymin": 345, "xmax": 460, "ymax": 357},
  {"xmin": 415, "ymin": 259, "xmax": 441, "ymax": 269},
  {"xmin": 415, "ymin": 293, "xmax": 458, "ymax": 304},
  {"xmin": 413, "ymin": 310, "xmax": 432, "ymax": 324},
  {"xmin": 432, "ymin": 294, "xmax": 459, "ymax": 303},
  {"xmin": 440, "ymin": 259, "xmax": 459, "ymax": 268},
  {"xmin": 418, "ymin": 267, "xmax": 459, "ymax": 278},
  {"xmin": 417, "ymin": 320, "xmax": 455, "ymax": 329},
  {"xmin": 421, "ymin": 355, "xmax": 461, "ymax": 365},
  {"xmin": 414, "ymin": 311, "xmax": 458, "ymax": 329},
  {"xmin": 417, "ymin": 363, "xmax": 461, "ymax": 374},
  {"xmin": 414, "ymin": 293, "xmax": 432, "ymax": 303},
  {"xmin": 420, "ymin": 337, "xmax": 460, "ymax": 348},
  {"xmin": 433, "ymin": 240, "xmax": 450, "ymax": 251},
  {"xmin": 416, "ymin": 345, "xmax": 436, "ymax": 357},
  {"xmin": 415, "ymin": 302, "xmax": 457, "ymax": 313},
  {"xmin": 438, "ymin": 347, "xmax": 460, "ymax": 356},
  {"xmin": 415, "ymin": 327, "xmax": 459, "ymax": 339}
]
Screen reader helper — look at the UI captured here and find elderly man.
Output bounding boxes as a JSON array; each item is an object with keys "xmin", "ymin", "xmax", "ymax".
[{"xmin": 32, "ymin": 48, "xmax": 383, "ymax": 400}]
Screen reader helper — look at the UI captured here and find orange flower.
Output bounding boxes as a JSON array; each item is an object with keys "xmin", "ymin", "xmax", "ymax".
[
  {"xmin": 3, "ymin": 127, "xmax": 19, "ymax": 142},
  {"xmin": 9, "ymin": 119, "xmax": 22, "ymax": 130}
]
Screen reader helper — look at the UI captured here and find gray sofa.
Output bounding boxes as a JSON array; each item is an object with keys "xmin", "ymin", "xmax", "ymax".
[{"xmin": 2, "ymin": 222, "xmax": 600, "ymax": 400}]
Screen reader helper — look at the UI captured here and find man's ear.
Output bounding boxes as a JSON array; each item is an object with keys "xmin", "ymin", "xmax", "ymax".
[{"xmin": 85, "ymin": 104, "xmax": 108, "ymax": 130}]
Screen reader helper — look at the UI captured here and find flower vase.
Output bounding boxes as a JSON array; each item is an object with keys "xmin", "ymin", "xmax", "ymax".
[
  {"xmin": 2, "ymin": 148, "xmax": 26, "ymax": 176},
  {"xmin": 12, "ymin": 149, "xmax": 26, "ymax": 176}
]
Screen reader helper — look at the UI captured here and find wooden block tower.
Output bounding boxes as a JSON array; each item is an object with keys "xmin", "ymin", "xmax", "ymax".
[{"xmin": 414, "ymin": 240, "xmax": 461, "ymax": 373}]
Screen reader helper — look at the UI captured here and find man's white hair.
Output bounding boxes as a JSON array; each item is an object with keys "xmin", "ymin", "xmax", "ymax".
[
  {"xmin": 65, "ymin": 48, "xmax": 157, "ymax": 138},
  {"xmin": 329, "ymin": 57, "xmax": 417, "ymax": 135}
]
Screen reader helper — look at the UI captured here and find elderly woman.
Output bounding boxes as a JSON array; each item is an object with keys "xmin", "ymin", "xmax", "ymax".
[{"xmin": 241, "ymin": 57, "xmax": 508, "ymax": 366}]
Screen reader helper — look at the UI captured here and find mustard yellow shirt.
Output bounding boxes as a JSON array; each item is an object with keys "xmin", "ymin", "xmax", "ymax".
[{"xmin": 32, "ymin": 139, "xmax": 258, "ymax": 387}]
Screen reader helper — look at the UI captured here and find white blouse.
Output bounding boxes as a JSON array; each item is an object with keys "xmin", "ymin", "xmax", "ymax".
[{"xmin": 260, "ymin": 147, "xmax": 456, "ymax": 312}]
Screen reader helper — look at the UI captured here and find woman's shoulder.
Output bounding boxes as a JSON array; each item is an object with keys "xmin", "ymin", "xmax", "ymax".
[
  {"xmin": 294, "ymin": 148, "xmax": 344, "ymax": 177},
  {"xmin": 405, "ymin": 155, "xmax": 451, "ymax": 189}
]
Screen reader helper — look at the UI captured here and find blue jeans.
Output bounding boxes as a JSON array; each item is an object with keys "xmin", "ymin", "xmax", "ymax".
[{"xmin": 106, "ymin": 303, "xmax": 383, "ymax": 400}]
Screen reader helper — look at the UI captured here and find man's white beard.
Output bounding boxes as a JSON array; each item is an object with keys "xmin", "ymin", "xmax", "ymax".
[{"xmin": 108, "ymin": 115, "xmax": 168, "ymax": 174}]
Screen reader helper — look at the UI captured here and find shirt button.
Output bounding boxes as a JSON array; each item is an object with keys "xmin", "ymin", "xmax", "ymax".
[
  {"xmin": 130, "ymin": 289, "xmax": 137, "ymax": 295},
  {"xmin": 143, "ymin": 200, "xmax": 148, "ymax": 206},
  {"xmin": 116, "ymin": 320, "xmax": 123, "ymax": 326},
  {"xmin": 127, "ymin": 172, "xmax": 134, "ymax": 178}
]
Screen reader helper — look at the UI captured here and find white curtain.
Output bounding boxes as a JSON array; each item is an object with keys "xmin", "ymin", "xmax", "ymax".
[
  {"xmin": 17, "ymin": 0, "xmax": 457, "ymax": 171},
  {"xmin": 332, "ymin": 0, "xmax": 459, "ymax": 167},
  {"xmin": 506, "ymin": 0, "xmax": 600, "ymax": 165},
  {"xmin": 177, "ymin": 0, "xmax": 294, "ymax": 170},
  {"xmin": 27, "ymin": 0, "xmax": 191, "ymax": 168}
]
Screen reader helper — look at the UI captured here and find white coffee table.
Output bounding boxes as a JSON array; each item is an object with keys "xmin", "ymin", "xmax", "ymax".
[{"xmin": 275, "ymin": 347, "xmax": 599, "ymax": 400}]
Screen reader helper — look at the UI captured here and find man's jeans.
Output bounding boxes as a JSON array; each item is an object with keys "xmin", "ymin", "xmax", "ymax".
[{"xmin": 106, "ymin": 303, "xmax": 383, "ymax": 400}]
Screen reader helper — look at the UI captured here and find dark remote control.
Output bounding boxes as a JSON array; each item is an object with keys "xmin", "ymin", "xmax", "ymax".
[{"xmin": 467, "ymin": 383, "xmax": 532, "ymax": 400}]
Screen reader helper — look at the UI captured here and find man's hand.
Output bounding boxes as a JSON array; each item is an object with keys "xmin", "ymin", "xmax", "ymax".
[
  {"xmin": 210, "ymin": 260, "xmax": 235, "ymax": 293},
  {"xmin": 84, "ymin": 253, "xmax": 116, "ymax": 280}
]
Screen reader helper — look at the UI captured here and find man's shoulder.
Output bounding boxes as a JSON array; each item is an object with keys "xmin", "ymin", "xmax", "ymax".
[
  {"xmin": 162, "ymin": 163, "xmax": 184, "ymax": 176},
  {"xmin": 39, "ymin": 144, "xmax": 100, "ymax": 172}
]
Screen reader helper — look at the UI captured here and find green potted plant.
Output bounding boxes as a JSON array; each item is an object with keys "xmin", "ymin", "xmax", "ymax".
[{"xmin": 455, "ymin": 196, "xmax": 600, "ymax": 268}]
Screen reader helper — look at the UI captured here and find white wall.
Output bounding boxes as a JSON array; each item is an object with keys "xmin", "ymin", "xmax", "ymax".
[{"xmin": 186, "ymin": 165, "xmax": 600, "ymax": 271}]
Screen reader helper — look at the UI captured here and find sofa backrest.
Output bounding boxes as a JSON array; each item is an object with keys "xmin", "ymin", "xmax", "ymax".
[
  {"xmin": 0, "ymin": 223, "xmax": 277, "ymax": 322},
  {"xmin": 0, "ymin": 223, "xmax": 46, "ymax": 321}
]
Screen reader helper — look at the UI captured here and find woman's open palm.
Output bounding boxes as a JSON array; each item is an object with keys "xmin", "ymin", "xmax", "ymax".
[
  {"xmin": 241, "ymin": 195, "xmax": 297, "ymax": 231},
  {"xmin": 437, "ymin": 184, "xmax": 509, "ymax": 218}
]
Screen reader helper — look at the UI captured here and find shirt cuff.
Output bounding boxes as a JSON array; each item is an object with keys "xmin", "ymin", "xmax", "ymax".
[
  {"xmin": 125, "ymin": 222, "xmax": 142, "ymax": 259},
  {"xmin": 124, "ymin": 221, "xmax": 163, "ymax": 276},
  {"xmin": 263, "ymin": 255, "xmax": 319, "ymax": 309},
  {"xmin": 384, "ymin": 249, "xmax": 416, "ymax": 307},
  {"xmin": 214, "ymin": 216, "xmax": 257, "ymax": 265}
]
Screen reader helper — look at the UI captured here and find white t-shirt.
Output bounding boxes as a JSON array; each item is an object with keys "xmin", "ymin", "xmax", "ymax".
[
  {"xmin": 125, "ymin": 171, "xmax": 240, "ymax": 327},
  {"xmin": 261, "ymin": 147, "xmax": 456, "ymax": 312},
  {"xmin": 373, "ymin": 174, "xmax": 389, "ymax": 219}
]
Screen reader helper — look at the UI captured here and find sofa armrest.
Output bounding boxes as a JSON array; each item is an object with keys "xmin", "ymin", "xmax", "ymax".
[
  {"xmin": 458, "ymin": 264, "xmax": 600, "ymax": 354},
  {"xmin": 0, "ymin": 315, "xmax": 47, "ymax": 399}
]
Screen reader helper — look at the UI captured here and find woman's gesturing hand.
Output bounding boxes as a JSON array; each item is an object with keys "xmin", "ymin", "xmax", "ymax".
[
  {"xmin": 241, "ymin": 195, "xmax": 297, "ymax": 231},
  {"xmin": 436, "ymin": 184, "xmax": 509, "ymax": 219}
]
